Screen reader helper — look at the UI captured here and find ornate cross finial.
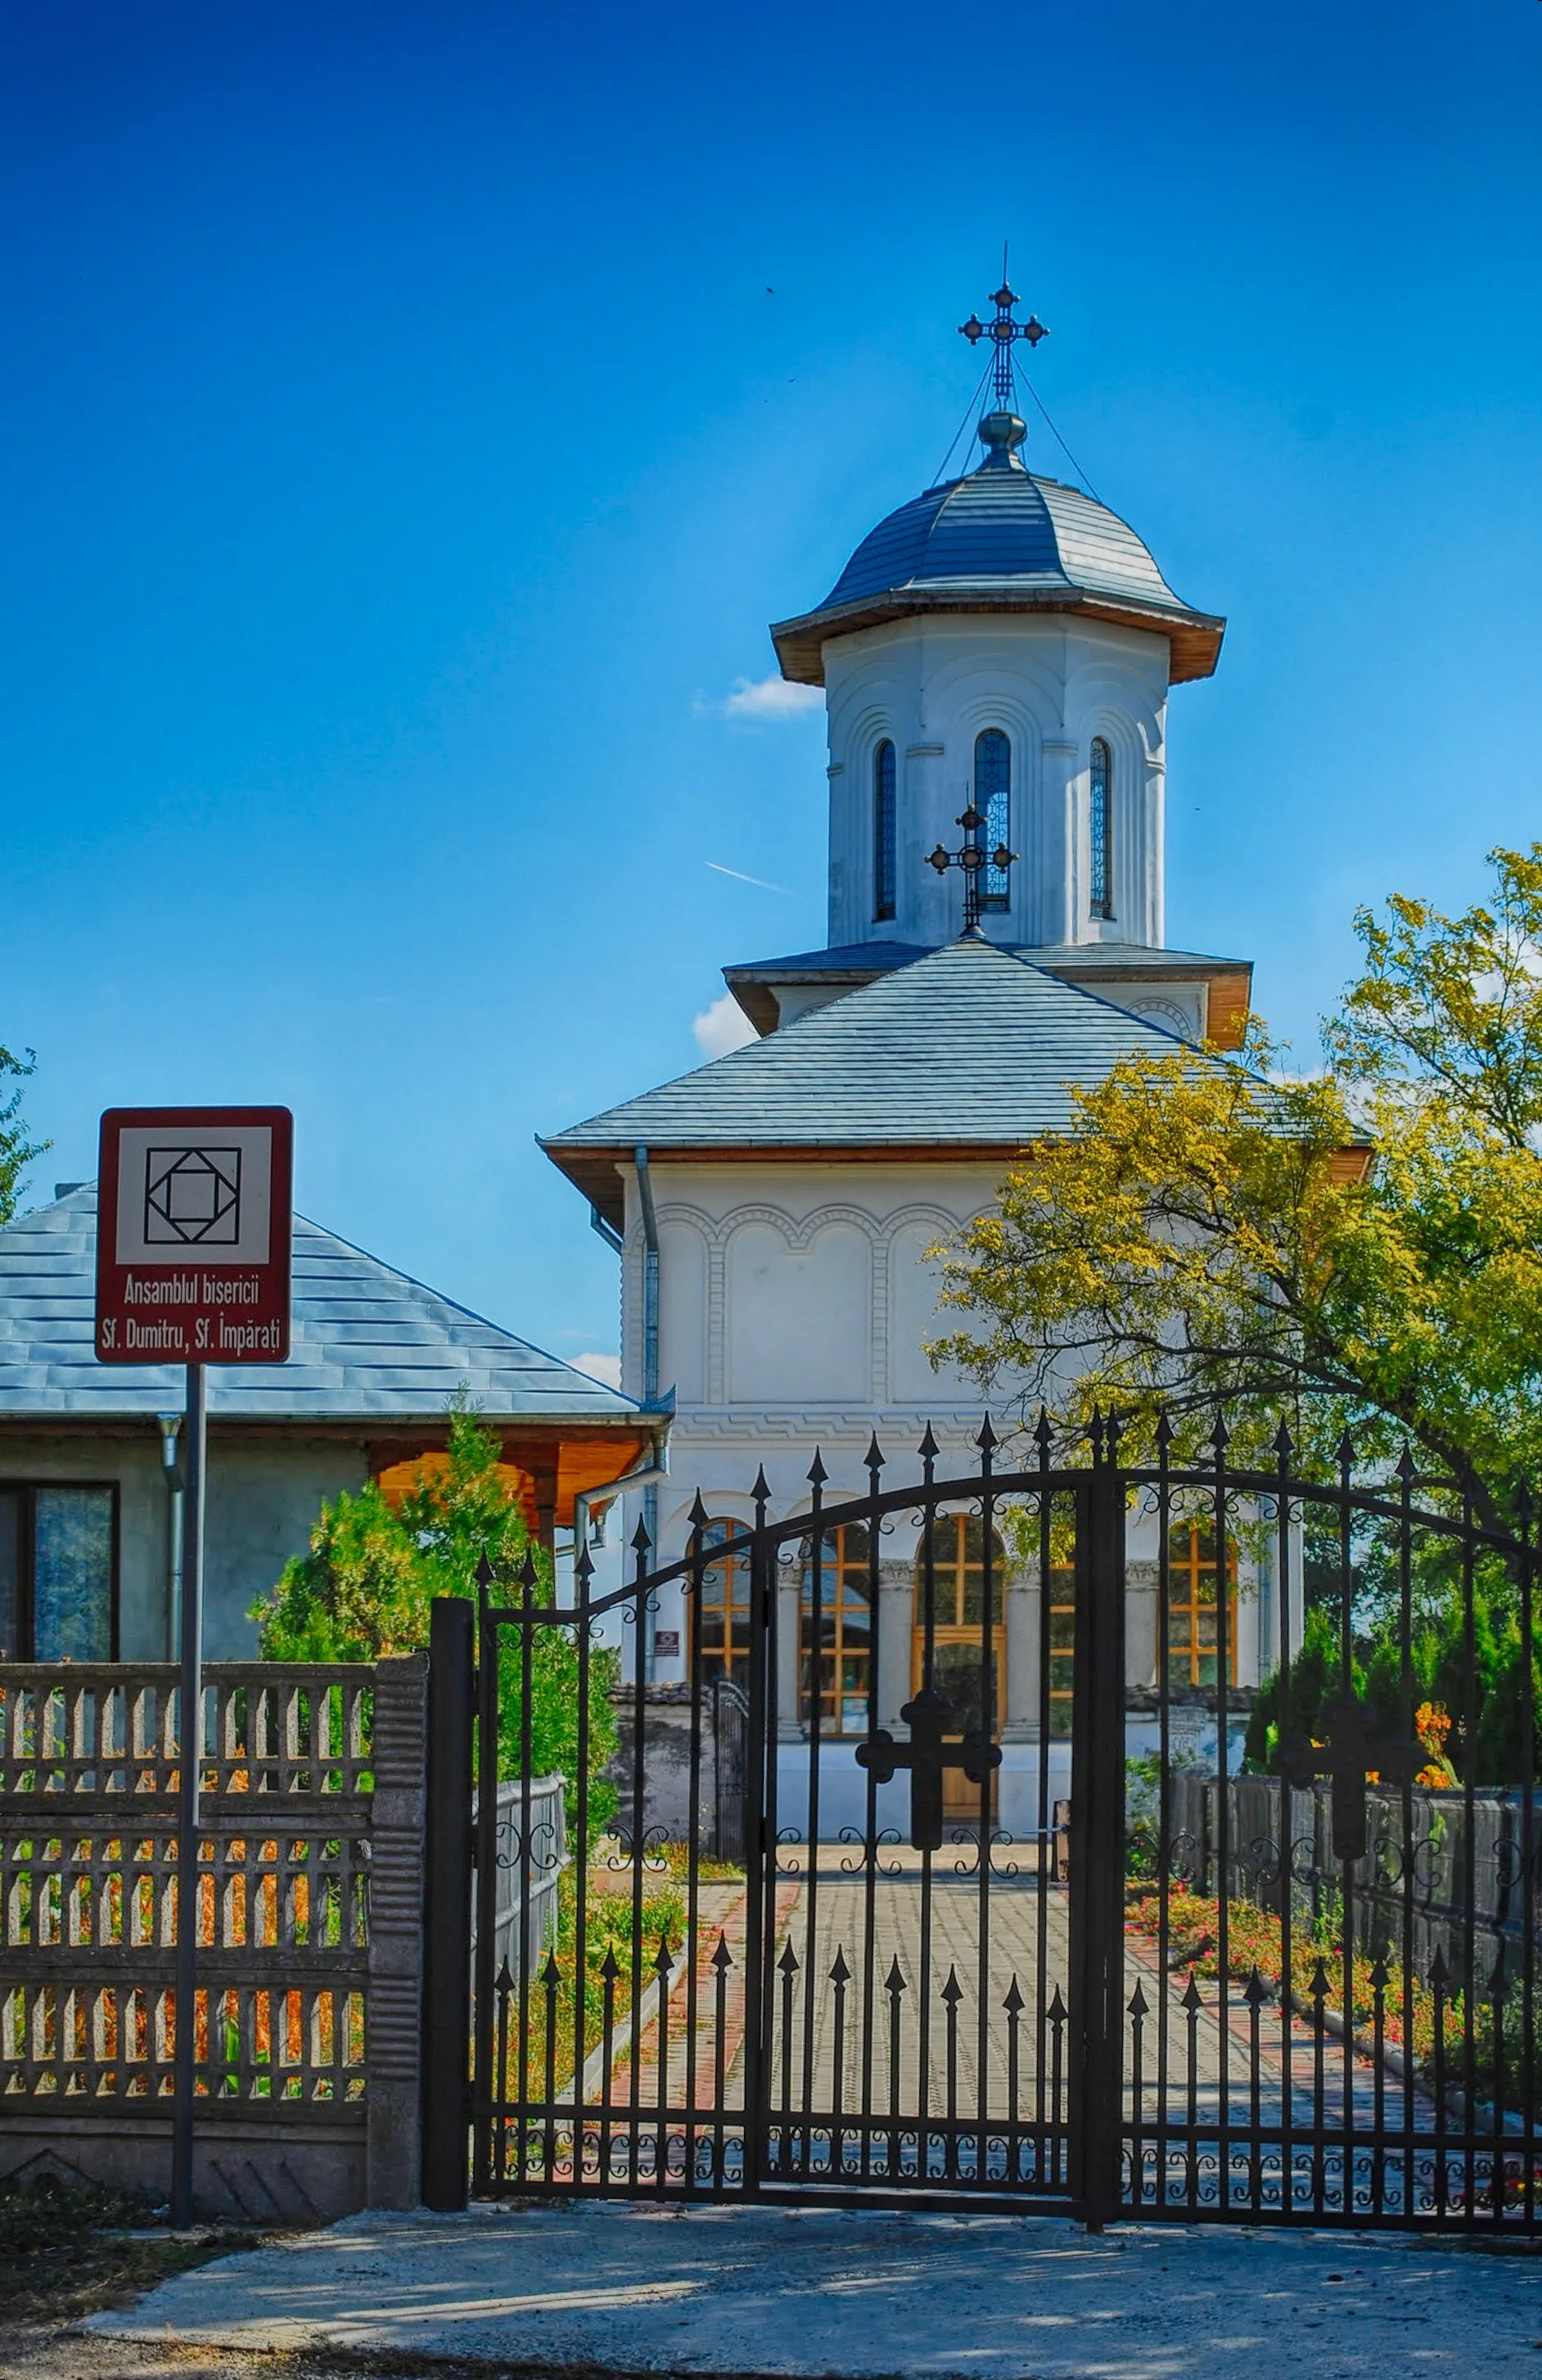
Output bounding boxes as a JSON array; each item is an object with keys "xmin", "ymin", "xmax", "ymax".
[
  {"xmin": 959, "ymin": 272, "xmax": 1048, "ymax": 413},
  {"xmin": 927, "ymin": 806, "xmax": 1017, "ymax": 938}
]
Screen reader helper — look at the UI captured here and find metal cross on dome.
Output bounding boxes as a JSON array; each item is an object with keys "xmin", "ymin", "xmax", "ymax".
[
  {"xmin": 928, "ymin": 806, "xmax": 1017, "ymax": 937},
  {"xmin": 959, "ymin": 278, "xmax": 1048, "ymax": 413}
]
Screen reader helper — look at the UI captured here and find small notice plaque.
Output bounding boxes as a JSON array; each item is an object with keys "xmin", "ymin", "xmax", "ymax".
[{"xmin": 94, "ymin": 1107, "xmax": 293, "ymax": 1365}]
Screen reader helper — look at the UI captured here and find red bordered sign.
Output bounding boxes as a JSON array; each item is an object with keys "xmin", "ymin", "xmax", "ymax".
[{"xmin": 95, "ymin": 1107, "xmax": 293, "ymax": 1366}]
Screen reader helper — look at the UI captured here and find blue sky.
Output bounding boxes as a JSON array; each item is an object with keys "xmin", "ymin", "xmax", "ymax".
[{"xmin": 3, "ymin": 0, "xmax": 1541, "ymax": 1374}]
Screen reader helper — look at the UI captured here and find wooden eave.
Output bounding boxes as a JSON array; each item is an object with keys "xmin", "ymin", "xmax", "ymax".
[
  {"xmin": 0, "ymin": 1411, "xmax": 662, "ymax": 1529},
  {"xmin": 770, "ymin": 585, "xmax": 1226, "ymax": 689}
]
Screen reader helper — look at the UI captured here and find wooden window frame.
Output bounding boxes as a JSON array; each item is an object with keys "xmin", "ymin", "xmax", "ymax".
[
  {"xmin": 799, "ymin": 1522, "xmax": 872, "ymax": 1736},
  {"xmin": 912, "ymin": 1511, "xmax": 1007, "ymax": 1730},
  {"xmin": 0, "ymin": 1481, "xmax": 121, "ymax": 1662},
  {"xmin": 695, "ymin": 1517, "xmax": 754, "ymax": 1693},
  {"xmin": 1048, "ymin": 1565, "xmax": 1075, "ymax": 1737},
  {"xmin": 1166, "ymin": 1521, "xmax": 1238, "ymax": 1688}
]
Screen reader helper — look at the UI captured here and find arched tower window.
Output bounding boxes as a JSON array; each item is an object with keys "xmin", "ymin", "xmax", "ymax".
[
  {"xmin": 1089, "ymin": 738, "xmax": 1113, "ymax": 919},
  {"xmin": 873, "ymin": 741, "xmax": 896, "ymax": 924},
  {"xmin": 972, "ymin": 731, "xmax": 1010, "ymax": 910}
]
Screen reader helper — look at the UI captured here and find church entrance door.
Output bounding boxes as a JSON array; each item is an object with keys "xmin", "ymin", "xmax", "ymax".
[{"xmin": 449, "ymin": 1417, "xmax": 1542, "ymax": 2233}]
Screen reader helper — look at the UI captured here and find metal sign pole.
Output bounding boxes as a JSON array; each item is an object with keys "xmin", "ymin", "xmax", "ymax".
[{"xmin": 170, "ymin": 1359, "xmax": 207, "ymax": 2228}]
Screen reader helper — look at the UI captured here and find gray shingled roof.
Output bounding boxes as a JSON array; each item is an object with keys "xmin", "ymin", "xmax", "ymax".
[
  {"xmin": 823, "ymin": 467, "xmax": 1188, "ymax": 614},
  {"xmin": 771, "ymin": 448, "xmax": 1225, "ymax": 687},
  {"xmin": 0, "ymin": 1190, "xmax": 643, "ymax": 1423},
  {"xmin": 544, "ymin": 936, "xmax": 1206, "ymax": 1164},
  {"xmin": 723, "ymin": 937, "xmax": 1251, "ymax": 982}
]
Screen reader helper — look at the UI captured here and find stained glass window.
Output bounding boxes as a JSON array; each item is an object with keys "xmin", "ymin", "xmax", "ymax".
[
  {"xmin": 1089, "ymin": 738, "xmax": 1113, "ymax": 919},
  {"xmin": 873, "ymin": 741, "xmax": 896, "ymax": 923},
  {"xmin": 973, "ymin": 731, "xmax": 1010, "ymax": 910}
]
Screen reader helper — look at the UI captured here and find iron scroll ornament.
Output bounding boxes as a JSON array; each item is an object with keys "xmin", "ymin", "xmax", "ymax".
[{"xmin": 855, "ymin": 1683, "xmax": 1003, "ymax": 1853}]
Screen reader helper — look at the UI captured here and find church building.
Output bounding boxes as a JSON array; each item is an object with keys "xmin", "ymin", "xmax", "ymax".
[{"xmin": 543, "ymin": 286, "xmax": 1269, "ymax": 1835}]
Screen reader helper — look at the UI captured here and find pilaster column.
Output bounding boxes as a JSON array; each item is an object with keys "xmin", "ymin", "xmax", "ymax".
[
  {"xmin": 1038, "ymin": 738, "xmax": 1078, "ymax": 946},
  {"xmin": 875, "ymin": 1559, "xmax": 913, "ymax": 1732},
  {"xmin": 1003, "ymin": 1569, "xmax": 1039, "ymax": 1741},
  {"xmin": 777, "ymin": 1567, "xmax": 801, "ymax": 1740}
]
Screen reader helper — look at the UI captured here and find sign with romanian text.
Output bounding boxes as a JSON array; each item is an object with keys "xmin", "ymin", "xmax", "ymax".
[{"xmin": 94, "ymin": 1107, "xmax": 293, "ymax": 1365}]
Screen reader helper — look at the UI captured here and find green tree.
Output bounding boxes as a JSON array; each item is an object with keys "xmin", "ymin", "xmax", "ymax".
[
  {"xmin": 929, "ymin": 845, "xmax": 1542, "ymax": 1530},
  {"xmin": 250, "ymin": 1396, "xmax": 617, "ymax": 1816},
  {"xmin": 0, "ymin": 1045, "xmax": 47, "ymax": 1226}
]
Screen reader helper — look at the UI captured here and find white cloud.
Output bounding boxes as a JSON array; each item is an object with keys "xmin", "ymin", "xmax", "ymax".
[
  {"xmin": 573, "ymin": 1351, "xmax": 622, "ymax": 1390},
  {"xmin": 692, "ymin": 991, "xmax": 758, "ymax": 1059},
  {"xmin": 713, "ymin": 675, "xmax": 823, "ymax": 722}
]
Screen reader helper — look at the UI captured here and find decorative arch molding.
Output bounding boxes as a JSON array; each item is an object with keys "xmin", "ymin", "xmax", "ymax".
[
  {"xmin": 1124, "ymin": 996, "xmax": 1194, "ymax": 1041},
  {"xmin": 659, "ymin": 1488, "xmax": 760, "ymax": 1539},
  {"xmin": 918, "ymin": 643, "xmax": 1064, "ymax": 725},
  {"xmin": 638, "ymin": 1196, "xmax": 993, "ymax": 1415},
  {"xmin": 653, "ymin": 1197, "xmax": 982, "ymax": 1253}
]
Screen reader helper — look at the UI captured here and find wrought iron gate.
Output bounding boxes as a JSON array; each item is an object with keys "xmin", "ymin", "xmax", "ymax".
[{"xmin": 452, "ymin": 1418, "xmax": 1542, "ymax": 2229}]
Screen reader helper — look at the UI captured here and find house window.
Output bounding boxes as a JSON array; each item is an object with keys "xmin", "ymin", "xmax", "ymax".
[
  {"xmin": 1089, "ymin": 738, "xmax": 1113, "ymax": 919},
  {"xmin": 1166, "ymin": 1522, "xmax": 1238, "ymax": 1687},
  {"xmin": 973, "ymin": 731, "xmax": 1011, "ymax": 910},
  {"xmin": 873, "ymin": 742, "xmax": 896, "ymax": 923},
  {"xmin": 0, "ymin": 1484, "xmax": 118, "ymax": 1661},
  {"xmin": 799, "ymin": 1523, "xmax": 872, "ymax": 1734},
  {"xmin": 697, "ymin": 1518, "xmax": 753, "ymax": 1691}
]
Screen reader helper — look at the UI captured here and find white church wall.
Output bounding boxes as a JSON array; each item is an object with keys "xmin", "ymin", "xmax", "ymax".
[
  {"xmin": 618, "ymin": 1157, "xmax": 1271, "ymax": 1709},
  {"xmin": 820, "ymin": 614, "xmax": 1170, "ymax": 951}
]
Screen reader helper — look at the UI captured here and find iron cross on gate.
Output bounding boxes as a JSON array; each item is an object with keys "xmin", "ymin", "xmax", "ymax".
[
  {"xmin": 856, "ymin": 1685, "xmax": 1003, "ymax": 1853},
  {"xmin": 1271, "ymin": 1691, "xmax": 1423, "ymax": 1862}
]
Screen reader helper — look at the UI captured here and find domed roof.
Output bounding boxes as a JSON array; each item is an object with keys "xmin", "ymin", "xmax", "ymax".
[{"xmin": 771, "ymin": 412, "xmax": 1224, "ymax": 688}]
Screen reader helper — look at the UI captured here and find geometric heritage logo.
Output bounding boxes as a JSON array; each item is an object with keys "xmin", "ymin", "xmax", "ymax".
[{"xmin": 142, "ymin": 1145, "xmax": 242, "ymax": 1245}]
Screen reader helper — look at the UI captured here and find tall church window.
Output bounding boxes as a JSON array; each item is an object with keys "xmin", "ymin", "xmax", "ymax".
[
  {"xmin": 1166, "ymin": 1521, "xmax": 1238, "ymax": 1687},
  {"xmin": 872, "ymin": 742, "xmax": 896, "ymax": 923},
  {"xmin": 697, "ymin": 1519, "xmax": 753, "ymax": 1691},
  {"xmin": 799, "ymin": 1523, "xmax": 872, "ymax": 1734},
  {"xmin": 973, "ymin": 731, "xmax": 1011, "ymax": 910},
  {"xmin": 913, "ymin": 1514, "xmax": 1007, "ymax": 1817},
  {"xmin": 1089, "ymin": 738, "xmax": 1113, "ymax": 919}
]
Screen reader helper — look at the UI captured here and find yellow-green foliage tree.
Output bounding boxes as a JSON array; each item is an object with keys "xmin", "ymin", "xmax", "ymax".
[
  {"xmin": 251, "ymin": 1396, "xmax": 617, "ymax": 1812},
  {"xmin": 930, "ymin": 845, "xmax": 1542, "ymax": 1531}
]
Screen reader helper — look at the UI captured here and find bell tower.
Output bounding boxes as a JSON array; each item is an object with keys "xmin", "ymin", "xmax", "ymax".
[{"xmin": 724, "ymin": 284, "xmax": 1249, "ymax": 1047}]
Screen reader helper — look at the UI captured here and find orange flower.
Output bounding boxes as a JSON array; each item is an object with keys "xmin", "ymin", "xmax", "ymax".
[{"xmin": 1415, "ymin": 1700, "xmax": 1452, "ymax": 1756}]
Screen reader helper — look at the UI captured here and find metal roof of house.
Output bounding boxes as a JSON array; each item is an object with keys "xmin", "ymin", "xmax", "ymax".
[
  {"xmin": 770, "ymin": 443, "xmax": 1225, "ymax": 687},
  {"xmin": 543, "ymin": 936, "xmax": 1233, "ymax": 1218},
  {"xmin": 0, "ymin": 1189, "xmax": 645, "ymax": 1424}
]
